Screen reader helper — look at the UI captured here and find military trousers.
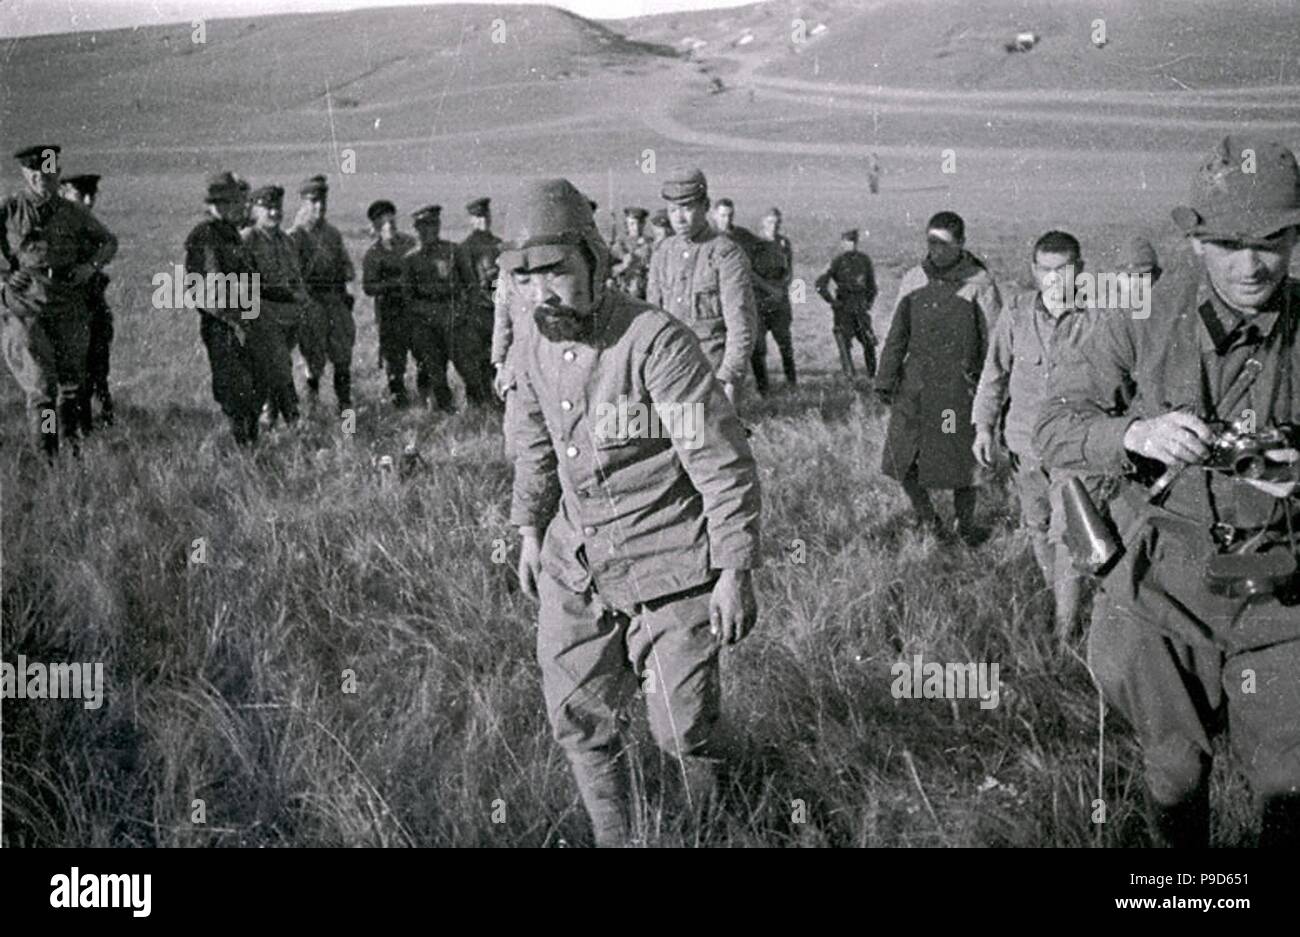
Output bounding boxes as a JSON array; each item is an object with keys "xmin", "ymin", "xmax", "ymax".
[
  {"xmin": 832, "ymin": 296, "xmax": 876, "ymax": 376},
  {"xmin": 298, "ymin": 291, "xmax": 356, "ymax": 410},
  {"xmin": 247, "ymin": 303, "xmax": 300, "ymax": 425},
  {"xmin": 537, "ymin": 569, "xmax": 722, "ymax": 846},
  {"xmin": 1010, "ymin": 453, "xmax": 1086, "ymax": 632},
  {"xmin": 751, "ymin": 302, "xmax": 796, "ymax": 395},
  {"xmin": 406, "ymin": 303, "xmax": 455, "ymax": 410},
  {"xmin": 448, "ymin": 305, "xmax": 496, "ymax": 406},
  {"xmin": 79, "ymin": 300, "xmax": 114, "ymax": 430},
  {"xmin": 1090, "ymin": 543, "xmax": 1300, "ymax": 845},
  {"xmin": 1, "ymin": 302, "xmax": 90, "ymax": 455},
  {"xmin": 199, "ymin": 314, "xmax": 262, "ymax": 445}
]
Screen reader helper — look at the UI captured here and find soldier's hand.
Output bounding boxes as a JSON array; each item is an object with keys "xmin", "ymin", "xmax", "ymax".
[
  {"xmin": 517, "ymin": 528, "xmax": 542, "ymax": 601},
  {"xmin": 5, "ymin": 269, "xmax": 32, "ymax": 293},
  {"xmin": 493, "ymin": 363, "xmax": 514, "ymax": 401},
  {"xmin": 972, "ymin": 427, "xmax": 998, "ymax": 468},
  {"xmin": 1123, "ymin": 411, "xmax": 1213, "ymax": 467},
  {"xmin": 722, "ymin": 381, "xmax": 736, "ymax": 405},
  {"xmin": 709, "ymin": 569, "xmax": 757, "ymax": 645}
]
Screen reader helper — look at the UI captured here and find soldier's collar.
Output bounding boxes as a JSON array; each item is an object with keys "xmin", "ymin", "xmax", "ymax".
[{"xmin": 1196, "ymin": 274, "xmax": 1287, "ymax": 354}]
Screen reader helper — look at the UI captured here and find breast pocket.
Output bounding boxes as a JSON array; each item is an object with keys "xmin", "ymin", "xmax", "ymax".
[{"xmin": 693, "ymin": 284, "xmax": 722, "ymax": 321}]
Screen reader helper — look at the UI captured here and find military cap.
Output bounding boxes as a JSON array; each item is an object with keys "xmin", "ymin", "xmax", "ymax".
[
  {"xmin": 1118, "ymin": 236, "xmax": 1159, "ymax": 273},
  {"xmin": 498, "ymin": 178, "xmax": 603, "ymax": 276},
  {"xmin": 367, "ymin": 199, "xmax": 397, "ymax": 224},
  {"xmin": 623, "ymin": 206, "xmax": 649, "ymax": 221},
  {"xmin": 250, "ymin": 185, "xmax": 285, "ymax": 208},
  {"xmin": 412, "ymin": 204, "xmax": 442, "ymax": 224},
  {"xmin": 299, "ymin": 174, "xmax": 329, "ymax": 198},
  {"xmin": 466, "ymin": 197, "xmax": 491, "ymax": 217},
  {"xmin": 660, "ymin": 167, "xmax": 708, "ymax": 204},
  {"xmin": 1172, "ymin": 136, "xmax": 1300, "ymax": 241},
  {"xmin": 205, "ymin": 171, "xmax": 244, "ymax": 203},
  {"xmin": 841, "ymin": 228, "xmax": 859, "ymax": 241},
  {"xmin": 62, "ymin": 173, "xmax": 101, "ymax": 197},
  {"xmin": 13, "ymin": 144, "xmax": 60, "ymax": 170},
  {"xmin": 650, "ymin": 209, "xmax": 670, "ymax": 228}
]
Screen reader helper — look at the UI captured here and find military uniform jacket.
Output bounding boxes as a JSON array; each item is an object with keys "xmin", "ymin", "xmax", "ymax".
[
  {"xmin": 403, "ymin": 240, "xmax": 461, "ymax": 316},
  {"xmin": 241, "ymin": 225, "xmax": 309, "ymax": 327},
  {"xmin": 184, "ymin": 216, "xmax": 256, "ymax": 327},
  {"xmin": 1, "ymin": 189, "xmax": 117, "ymax": 316},
  {"xmin": 816, "ymin": 250, "xmax": 877, "ymax": 310},
  {"xmin": 876, "ymin": 252, "xmax": 999, "ymax": 488},
  {"xmin": 362, "ymin": 231, "xmax": 416, "ymax": 320},
  {"xmin": 289, "ymin": 220, "xmax": 354, "ymax": 297},
  {"xmin": 456, "ymin": 229, "xmax": 502, "ymax": 313},
  {"xmin": 507, "ymin": 289, "xmax": 761, "ymax": 608},
  {"xmin": 1034, "ymin": 266, "xmax": 1300, "ymax": 649},
  {"xmin": 973, "ymin": 289, "xmax": 1104, "ymax": 459},
  {"xmin": 646, "ymin": 226, "xmax": 757, "ymax": 385},
  {"xmin": 749, "ymin": 235, "xmax": 793, "ymax": 316}
]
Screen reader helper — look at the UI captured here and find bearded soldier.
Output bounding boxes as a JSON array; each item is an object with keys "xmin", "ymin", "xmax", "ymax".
[
  {"xmin": 1036, "ymin": 137, "xmax": 1300, "ymax": 847},
  {"xmin": 502, "ymin": 178, "xmax": 760, "ymax": 847}
]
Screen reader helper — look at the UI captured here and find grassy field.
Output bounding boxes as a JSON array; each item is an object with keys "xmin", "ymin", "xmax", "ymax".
[{"xmin": 2, "ymin": 0, "xmax": 1294, "ymax": 847}]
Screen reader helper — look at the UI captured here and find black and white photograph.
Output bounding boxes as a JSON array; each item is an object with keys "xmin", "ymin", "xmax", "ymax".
[{"xmin": 0, "ymin": 0, "xmax": 1297, "ymax": 890}]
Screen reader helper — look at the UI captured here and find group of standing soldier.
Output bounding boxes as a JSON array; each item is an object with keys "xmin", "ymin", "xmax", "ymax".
[{"xmin": 6, "ymin": 135, "xmax": 1300, "ymax": 851}]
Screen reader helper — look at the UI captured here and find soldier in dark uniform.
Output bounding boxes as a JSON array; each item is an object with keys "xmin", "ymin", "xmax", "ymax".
[
  {"xmin": 875, "ymin": 211, "xmax": 1000, "ymax": 544},
  {"xmin": 183, "ymin": 172, "xmax": 262, "ymax": 446},
  {"xmin": 609, "ymin": 206, "xmax": 654, "ymax": 300},
  {"xmin": 59, "ymin": 173, "xmax": 116, "ymax": 429},
  {"xmin": 649, "ymin": 209, "xmax": 671, "ymax": 248},
  {"xmin": 402, "ymin": 205, "xmax": 462, "ymax": 412},
  {"xmin": 749, "ymin": 206, "xmax": 797, "ymax": 395},
  {"xmin": 0, "ymin": 145, "xmax": 117, "ymax": 456},
  {"xmin": 361, "ymin": 200, "xmax": 418, "ymax": 408},
  {"xmin": 241, "ymin": 185, "xmax": 304, "ymax": 427},
  {"xmin": 289, "ymin": 175, "xmax": 356, "ymax": 415},
  {"xmin": 816, "ymin": 228, "xmax": 879, "ymax": 378},
  {"xmin": 454, "ymin": 196, "xmax": 501, "ymax": 406},
  {"xmin": 1036, "ymin": 137, "xmax": 1300, "ymax": 847}
]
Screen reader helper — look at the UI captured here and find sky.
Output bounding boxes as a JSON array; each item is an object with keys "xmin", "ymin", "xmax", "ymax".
[{"xmin": 0, "ymin": 0, "xmax": 760, "ymax": 37}]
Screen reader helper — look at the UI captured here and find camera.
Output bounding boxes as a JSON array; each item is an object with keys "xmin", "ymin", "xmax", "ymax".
[{"xmin": 1203, "ymin": 419, "xmax": 1299, "ymax": 481}]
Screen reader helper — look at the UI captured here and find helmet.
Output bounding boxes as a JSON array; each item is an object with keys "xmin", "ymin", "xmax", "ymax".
[{"xmin": 498, "ymin": 178, "xmax": 610, "ymax": 300}]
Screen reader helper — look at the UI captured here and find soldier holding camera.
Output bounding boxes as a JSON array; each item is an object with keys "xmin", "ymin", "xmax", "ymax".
[{"xmin": 1035, "ymin": 136, "xmax": 1300, "ymax": 847}]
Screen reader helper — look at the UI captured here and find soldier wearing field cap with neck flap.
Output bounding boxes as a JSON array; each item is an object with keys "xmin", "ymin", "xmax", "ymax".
[
  {"xmin": 503, "ymin": 178, "xmax": 760, "ymax": 847},
  {"xmin": 1036, "ymin": 136, "xmax": 1300, "ymax": 848}
]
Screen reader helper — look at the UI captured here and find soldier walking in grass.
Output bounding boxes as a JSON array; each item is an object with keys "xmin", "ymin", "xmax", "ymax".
[
  {"xmin": 0, "ymin": 145, "xmax": 117, "ymax": 457},
  {"xmin": 361, "ymin": 199, "xmax": 418, "ymax": 408},
  {"xmin": 59, "ymin": 172, "xmax": 116, "ymax": 430},
  {"xmin": 503, "ymin": 177, "xmax": 760, "ymax": 847},
  {"xmin": 647, "ymin": 169, "xmax": 757, "ymax": 405},
  {"xmin": 875, "ymin": 211, "xmax": 1000, "ymax": 544},
  {"xmin": 972, "ymin": 230, "xmax": 1104, "ymax": 640},
  {"xmin": 1036, "ymin": 137, "xmax": 1300, "ymax": 847},
  {"xmin": 816, "ymin": 228, "xmax": 878, "ymax": 379},
  {"xmin": 289, "ymin": 175, "xmax": 356, "ymax": 415}
]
